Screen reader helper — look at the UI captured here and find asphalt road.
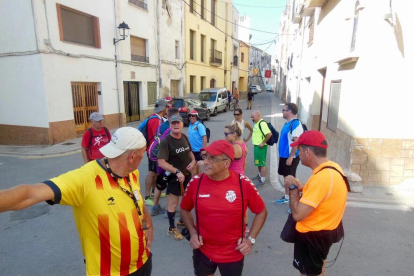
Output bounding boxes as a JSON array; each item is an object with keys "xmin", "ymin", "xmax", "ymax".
[{"xmin": 1, "ymin": 92, "xmax": 414, "ymax": 276}]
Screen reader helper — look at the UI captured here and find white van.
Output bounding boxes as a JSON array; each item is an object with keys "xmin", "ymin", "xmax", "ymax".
[{"xmin": 198, "ymin": 87, "xmax": 228, "ymax": 116}]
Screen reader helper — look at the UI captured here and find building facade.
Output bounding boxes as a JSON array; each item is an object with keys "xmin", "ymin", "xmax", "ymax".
[
  {"xmin": 231, "ymin": 6, "xmax": 240, "ymax": 93},
  {"xmin": 275, "ymin": 0, "xmax": 414, "ymax": 187}
]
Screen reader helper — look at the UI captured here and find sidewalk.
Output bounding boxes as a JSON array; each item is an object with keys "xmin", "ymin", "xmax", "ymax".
[{"xmin": 0, "ymin": 97, "xmax": 412, "ymax": 208}]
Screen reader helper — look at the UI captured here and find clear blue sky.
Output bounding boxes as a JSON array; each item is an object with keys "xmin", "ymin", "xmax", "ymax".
[{"xmin": 232, "ymin": 0, "xmax": 288, "ymax": 62}]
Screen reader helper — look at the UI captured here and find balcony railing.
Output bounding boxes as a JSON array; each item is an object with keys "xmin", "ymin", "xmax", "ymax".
[
  {"xmin": 131, "ymin": 54, "xmax": 149, "ymax": 63},
  {"xmin": 233, "ymin": 55, "xmax": 238, "ymax": 67},
  {"xmin": 210, "ymin": 50, "xmax": 222, "ymax": 66},
  {"xmin": 129, "ymin": 0, "xmax": 147, "ymax": 10}
]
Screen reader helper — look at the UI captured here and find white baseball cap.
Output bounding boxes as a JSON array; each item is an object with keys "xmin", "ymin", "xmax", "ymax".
[{"xmin": 99, "ymin": 127, "xmax": 146, "ymax": 158}]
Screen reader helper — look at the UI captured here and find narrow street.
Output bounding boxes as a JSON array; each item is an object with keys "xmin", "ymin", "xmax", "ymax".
[{"xmin": 1, "ymin": 92, "xmax": 413, "ymax": 275}]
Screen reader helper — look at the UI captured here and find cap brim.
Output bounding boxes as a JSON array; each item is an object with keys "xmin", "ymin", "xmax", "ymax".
[
  {"xmin": 99, "ymin": 144, "xmax": 126, "ymax": 158},
  {"xmin": 290, "ymin": 141, "xmax": 300, "ymax": 148}
]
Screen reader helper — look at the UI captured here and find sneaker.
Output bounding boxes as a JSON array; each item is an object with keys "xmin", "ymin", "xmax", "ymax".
[
  {"xmin": 167, "ymin": 227, "xmax": 183, "ymax": 240},
  {"xmin": 257, "ymin": 179, "xmax": 267, "ymax": 187},
  {"xmin": 144, "ymin": 198, "xmax": 154, "ymax": 206},
  {"xmin": 177, "ymin": 220, "xmax": 185, "ymax": 228},
  {"xmin": 160, "ymin": 192, "xmax": 166, "ymax": 198},
  {"xmin": 287, "ymin": 208, "xmax": 292, "ymax": 214},
  {"xmin": 274, "ymin": 196, "xmax": 289, "ymax": 204},
  {"xmin": 251, "ymin": 174, "xmax": 261, "ymax": 180},
  {"xmin": 151, "ymin": 205, "xmax": 165, "ymax": 216}
]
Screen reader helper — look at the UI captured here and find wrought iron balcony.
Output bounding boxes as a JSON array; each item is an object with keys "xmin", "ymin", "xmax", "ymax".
[
  {"xmin": 129, "ymin": 0, "xmax": 147, "ymax": 10},
  {"xmin": 210, "ymin": 50, "xmax": 222, "ymax": 66},
  {"xmin": 131, "ymin": 54, "xmax": 149, "ymax": 63},
  {"xmin": 233, "ymin": 55, "xmax": 238, "ymax": 67}
]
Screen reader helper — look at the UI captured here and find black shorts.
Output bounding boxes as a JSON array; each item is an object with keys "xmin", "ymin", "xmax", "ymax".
[
  {"xmin": 192, "ymin": 151, "xmax": 203, "ymax": 162},
  {"xmin": 147, "ymin": 153, "xmax": 157, "ymax": 173},
  {"xmin": 278, "ymin": 157, "xmax": 300, "ymax": 177},
  {"xmin": 166, "ymin": 173, "xmax": 192, "ymax": 196},
  {"xmin": 193, "ymin": 249, "xmax": 244, "ymax": 276},
  {"xmin": 128, "ymin": 253, "xmax": 152, "ymax": 276},
  {"xmin": 293, "ymin": 225, "xmax": 344, "ymax": 276}
]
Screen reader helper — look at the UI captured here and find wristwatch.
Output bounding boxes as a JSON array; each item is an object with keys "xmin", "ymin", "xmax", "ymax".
[
  {"xmin": 247, "ymin": 236, "xmax": 256, "ymax": 245},
  {"xmin": 289, "ymin": 184, "xmax": 298, "ymax": 191},
  {"xmin": 176, "ymin": 169, "xmax": 181, "ymax": 174}
]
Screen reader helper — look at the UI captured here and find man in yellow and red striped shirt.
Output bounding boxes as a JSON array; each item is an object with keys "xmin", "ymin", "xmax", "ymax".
[{"xmin": 0, "ymin": 127, "xmax": 153, "ymax": 276}]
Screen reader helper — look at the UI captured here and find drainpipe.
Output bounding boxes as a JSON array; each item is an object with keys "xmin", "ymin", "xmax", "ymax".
[
  {"xmin": 156, "ymin": 0, "xmax": 162, "ymax": 97},
  {"xmin": 113, "ymin": 0, "xmax": 123, "ymax": 127}
]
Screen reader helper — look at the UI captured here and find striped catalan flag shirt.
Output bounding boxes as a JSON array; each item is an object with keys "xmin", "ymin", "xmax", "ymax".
[{"xmin": 44, "ymin": 161, "xmax": 150, "ymax": 276}]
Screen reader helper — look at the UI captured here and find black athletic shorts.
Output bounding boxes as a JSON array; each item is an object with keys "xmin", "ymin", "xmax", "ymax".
[
  {"xmin": 147, "ymin": 152, "xmax": 157, "ymax": 173},
  {"xmin": 278, "ymin": 157, "xmax": 300, "ymax": 177},
  {"xmin": 128, "ymin": 253, "xmax": 152, "ymax": 276},
  {"xmin": 192, "ymin": 151, "xmax": 203, "ymax": 162},
  {"xmin": 293, "ymin": 224, "xmax": 344, "ymax": 276},
  {"xmin": 193, "ymin": 249, "xmax": 244, "ymax": 276},
  {"xmin": 166, "ymin": 173, "xmax": 192, "ymax": 196}
]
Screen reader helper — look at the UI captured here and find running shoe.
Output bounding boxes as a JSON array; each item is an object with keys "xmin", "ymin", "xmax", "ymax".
[
  {"xmin": 167, "ymin": 227, "xmax": 183, "ymax": 240},
  {"xmin": 251, "ymin": 174, "xmax": 261, "ymax": 180},
  {"xmin": 177, "ymin": 220, "xmax": 185, "ymax": 228},
  {"xmin": 274, "ymin": 196, "xmax": 289, "ymax": 204},
  {"xmin": 144, "ymin": 198, "xmax": 154, "ymax": 206},
  {"xmin": 257, "ymin": 179, "xmax": 267, "ymax": 187},
  {"xmin": 151, "ymin": 205, "xmax": 165, "ymax": 216}
]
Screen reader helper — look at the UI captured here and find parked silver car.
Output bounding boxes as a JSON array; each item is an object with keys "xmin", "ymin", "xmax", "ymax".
[
  {"xmin": 250, "ymin": 85, "xmax": 262, "ymax": 94},
  {"xmin": 198, "ymin": 87, "xmax": 228, "ymax": 116}
]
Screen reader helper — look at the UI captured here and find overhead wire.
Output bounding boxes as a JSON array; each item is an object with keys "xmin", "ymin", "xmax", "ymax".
[{"xmin": 219, "ymin": 1, "xmax": 288, "ymax": 9}]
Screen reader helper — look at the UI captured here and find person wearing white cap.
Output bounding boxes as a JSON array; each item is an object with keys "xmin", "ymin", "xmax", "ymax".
[
  {"xmin": 81, "ymin": 112, "xmax": 111, "ymax": 163},
  {"xmin": 0, "ymin": 127, "xmax": 153, "ymax": 276}
]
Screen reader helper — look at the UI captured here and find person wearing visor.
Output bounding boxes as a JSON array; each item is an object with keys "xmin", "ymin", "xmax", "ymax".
[
  {"xmin": 0, "ymin": 127, "xmax": 153, "ymax": 276},
  {"xmin": 284, "ymin": 131, "xmax": 348, "ymax": 276},
  {"xmin": 180, "ymin": 140, "xmax": 267, "ymax": 276},
  {"xmin": 188, "ymin": 109, "xmax": 208, "ymax": 176}
]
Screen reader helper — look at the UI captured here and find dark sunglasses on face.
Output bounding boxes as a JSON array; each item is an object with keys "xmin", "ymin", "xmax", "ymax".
[
  {"xmin": 282, "ymin": 109, "xmax": 290, "ymax": 112},
  {"xmin": 188, "ymin": 115, "xmax": 197, "ymax": 117},
  {"xmin": 234, "ymin": 113, "xmax": 241, "ymax": 116},
  {"xmin": 224, "ymin": 132, "xmax": 234, "ymax": 136}
]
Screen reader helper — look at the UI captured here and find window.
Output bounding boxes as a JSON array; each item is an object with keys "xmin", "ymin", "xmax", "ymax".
[
  {"xmin": 201, "ymin": 76, "xmax": 206, "ymax": 91},
  {"xmin": 128, "ymin": 0, "xmax": 148, "ymax": 11},
  {"xmin": 175, "ymin": 40, "xmax": 180, "ymax": 59},
  {"xmin": 201, "ymin": 0, "xmax": 205, "ymax": 19},
  {"xmin": 210, "ymin": 78, "xmax": 216, "ymax": 88},
  {"xmin": 190, "ymin": 75, "xmax": 196, "ymax": 92},
  {"xmin": 56, "ymin": 4, "xmax": 101, "ymax": 48},
  {"xmin": 130, "ymin": 36, "xmax": 148, "ymax": 63},
  {"xmin": 350, "ymin": 1, "xmax": 360, "ymax": 52},
  {"xmin": 241, "ymin": 52, "xmax": 244, "ymax": 62},
  {"xmin": 211, "ymin": 0, "xmax": 216, "ymax": 26},
  {"xmin": 190, "ymin": 30, "xmax": 195, "ymax": 60},
  {"xmin": 201, "ymin": 35, "xmax": 206, "ymax": 62},
  {"xmin": 308, "ymin": 15, "xmax": 315, "ymax": 46},
  {"xmin": 190, "ymin": 0, "xmax": 194, "ymax": 13},
  {"xmin": 327, "ymin": 81, "xmax": 342, "ymax": 132},
  {"xmin": 147, "ymin": 82, "xmax": 157, "ymax": 105}
]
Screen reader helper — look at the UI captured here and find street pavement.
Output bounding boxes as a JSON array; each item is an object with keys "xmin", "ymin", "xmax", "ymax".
[{"xmin": 1, "ymin": 92, "xmax": 414, "ymax": 275}]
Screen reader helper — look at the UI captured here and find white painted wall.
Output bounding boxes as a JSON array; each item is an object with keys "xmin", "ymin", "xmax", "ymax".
[{"xmin": 239, "ymin": 15, "xmax": 250, "ymax": 44}]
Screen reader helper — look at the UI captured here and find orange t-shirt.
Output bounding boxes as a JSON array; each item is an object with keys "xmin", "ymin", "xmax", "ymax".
[{"xmin": 296, "ymin": 161, "xmax": 348, "ymax": 233}]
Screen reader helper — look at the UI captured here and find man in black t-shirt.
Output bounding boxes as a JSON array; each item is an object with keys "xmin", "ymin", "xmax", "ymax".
[{"xmin": 157, "ymin": 114, "xmax": 196, "ymax": 240}]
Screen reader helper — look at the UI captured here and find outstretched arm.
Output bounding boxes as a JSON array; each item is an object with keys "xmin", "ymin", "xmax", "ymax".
[{"xmin": 0, "ymin": 183, "xmax": 55, "ymax": 213}]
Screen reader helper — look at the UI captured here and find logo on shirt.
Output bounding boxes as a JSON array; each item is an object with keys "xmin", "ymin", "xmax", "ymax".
[
  {"xmin": 94, "ymin": 136, "xmax": 104, "ymax": 146},
  {"xmin": 225, "ymin": 190, "xmax": 237, "ymax": 203},
  {"xmin": 199, "ymin": 194, "xmax": 210, "ymax": 198},
  {"xmin": 108, "ymin": 197, "xmax": 115, "ymax": 205}
]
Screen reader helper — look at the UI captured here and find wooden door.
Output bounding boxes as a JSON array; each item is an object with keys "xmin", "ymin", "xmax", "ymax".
[
  {"xmin": 71, "ymin": 82, "xmax": 98, "ymax": 134},
  {"xmin": 124, "ymin": 81, "xmax": 140, "ymax": 123},
  {"xmin": 171, "ymin": 80, "xmax": 179, "ymax": 97}
]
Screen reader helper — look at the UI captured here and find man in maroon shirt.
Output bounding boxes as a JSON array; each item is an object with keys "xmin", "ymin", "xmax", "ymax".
[
  {"xmin": 81, "ymin": 112, "xmax": 111, "ymax": 163},
  {"xmin": 144, "ymin": 99, "xmax": 169, "ymax": 206},
  {"xmin": 180, "ymin": 140, "xmax": 267, "ymax": 276}
]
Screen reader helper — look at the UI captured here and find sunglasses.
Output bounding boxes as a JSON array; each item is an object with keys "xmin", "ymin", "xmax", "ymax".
[
  {"xmin": 201, "ymin": 154, "xmax": 229, "ymax": 162},
  {"xmin": 234, "ymin": 113, "xmax": 241, "ymax": 116},
  {"xmin": 188, "ymin": 115, "xmax": 197, "ymax": 117},
  {"xmin": 282, "ymin": 109, "xmax": 290, "ymax": 112},
  {"xmin": 224, "ymin": 132, "xmax": 234, "ymax": 137}
]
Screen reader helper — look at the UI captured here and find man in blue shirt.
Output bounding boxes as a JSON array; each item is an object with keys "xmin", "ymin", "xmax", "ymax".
[
  {"xmin": 188, "ymin": 110, "xmax": 208, "ymax": 176},
  {"xmin": 275, "ymin": 103, "xmax": 304, "ymax": 210}
]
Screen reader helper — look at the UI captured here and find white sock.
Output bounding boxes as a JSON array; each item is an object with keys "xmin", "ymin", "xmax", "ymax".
[
  {"xmin": 261, "ymin": 177, "xmax": 265, "ymax": 182},
  {"xmin": 285, "ymin": 194, "xmax": 289, "ymax": 200},
  {"xmin": 258, "ymin": 172, "xmax": 262, "ymax": 177}
]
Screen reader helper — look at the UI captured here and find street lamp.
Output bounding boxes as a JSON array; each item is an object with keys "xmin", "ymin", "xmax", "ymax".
[{"xmin": 113, "ymin": 21, "xmax": 130, "ymax": 45}]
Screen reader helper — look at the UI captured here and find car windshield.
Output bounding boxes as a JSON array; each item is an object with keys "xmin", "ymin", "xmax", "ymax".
[
  {"xmin": 198, "ymin": 93, "xmax": 217, "ymax": 101},
  {"xmin": 266, "ymin": 84, "xmax": 271, "ymax": 88},
  {"xmin": 186, "ymin": 98, "xmax": 202, "ymax": 107},
  {"xmin": 172, "ymin": 99, "xmax": 184, "ymax": 107}
]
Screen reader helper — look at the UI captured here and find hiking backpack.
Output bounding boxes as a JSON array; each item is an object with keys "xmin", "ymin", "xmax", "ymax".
[
  {"xmin": 290, "ymin": 119, "xmax": 308, "ymax": 134},
  {"xmin": 258, "ymin": 120, "xmax": 279, "ymax": 146},
  {"xmin": 197, "ymin": 121, "xmax": 210, "ymax": 143},
  {"xmin": 88, "ymin": 127, "xmax": 110, "ymax": 155},
  {"xmin": 137, "ymin": 115, "xmax": 160, "ymax": 146},
  {"xmin": 148, "ymin": 123, "xmax": 171, "ymax": 162}
]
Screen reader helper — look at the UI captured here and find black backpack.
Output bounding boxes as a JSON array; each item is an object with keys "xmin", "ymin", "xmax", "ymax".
[
  {"xmin": 88, "ymin": 127, "xmax": 110, "ymax": 155},
  {"xmin": 198, "ymin": 121, "xmax": 211, "ymax": 143},
  {"xmin": 258, "ymin": 120, "xmax": 279, "ymax": 146},
  {"xmin": 290, "ymin": 118, "xmax": 308, "ymax": 133}
]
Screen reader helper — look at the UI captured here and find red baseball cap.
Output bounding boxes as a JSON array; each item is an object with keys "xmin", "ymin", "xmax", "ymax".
[
  {"xmin": 290, "ymin": 130, "xmax": 328, "ymax": 149},
  {"xmin": 188, "ymin": 110, "xmax": 199, "ymax": 116},
  {"xmin": 201, "ymin": 140, "xmax": 235, "ymax": 161},
  {"xmin": 165, "ymin": 96, "xmax": 173, "ymax": 101}
]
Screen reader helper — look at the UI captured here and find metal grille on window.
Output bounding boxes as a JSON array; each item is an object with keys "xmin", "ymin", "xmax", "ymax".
[{"xmin": 147, "ymin": 82, "xmax": 157, "ymax": 105}]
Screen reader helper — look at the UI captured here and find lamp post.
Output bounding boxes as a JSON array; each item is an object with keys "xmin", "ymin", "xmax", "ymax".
[
  {"xmin": 113, "ymin": 21, "xmax": 130, "ymax": 128},
  {"xmin": 114, "ymin": 21, "xmax": 130, "ymax": 45}
]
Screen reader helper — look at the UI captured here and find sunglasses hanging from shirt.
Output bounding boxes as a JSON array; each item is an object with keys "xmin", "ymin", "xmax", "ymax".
[{"xmin": 103, "ymin": 157, "xmax": 149, "ymax": 230}]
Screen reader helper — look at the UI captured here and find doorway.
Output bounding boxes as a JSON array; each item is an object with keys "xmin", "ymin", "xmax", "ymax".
[
  {"xmin": 124, "ymin": 81, "xmax": 140, "ymax": 123},
  {"xmin": 71, "ymin": 82, "xmax": 98, "ymax": 134}
]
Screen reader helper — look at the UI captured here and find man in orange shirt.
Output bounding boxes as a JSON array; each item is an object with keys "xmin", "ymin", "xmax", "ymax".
[{"xmin": 284, "ymin": 131, "xmax": 349, "ymax": 276}]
